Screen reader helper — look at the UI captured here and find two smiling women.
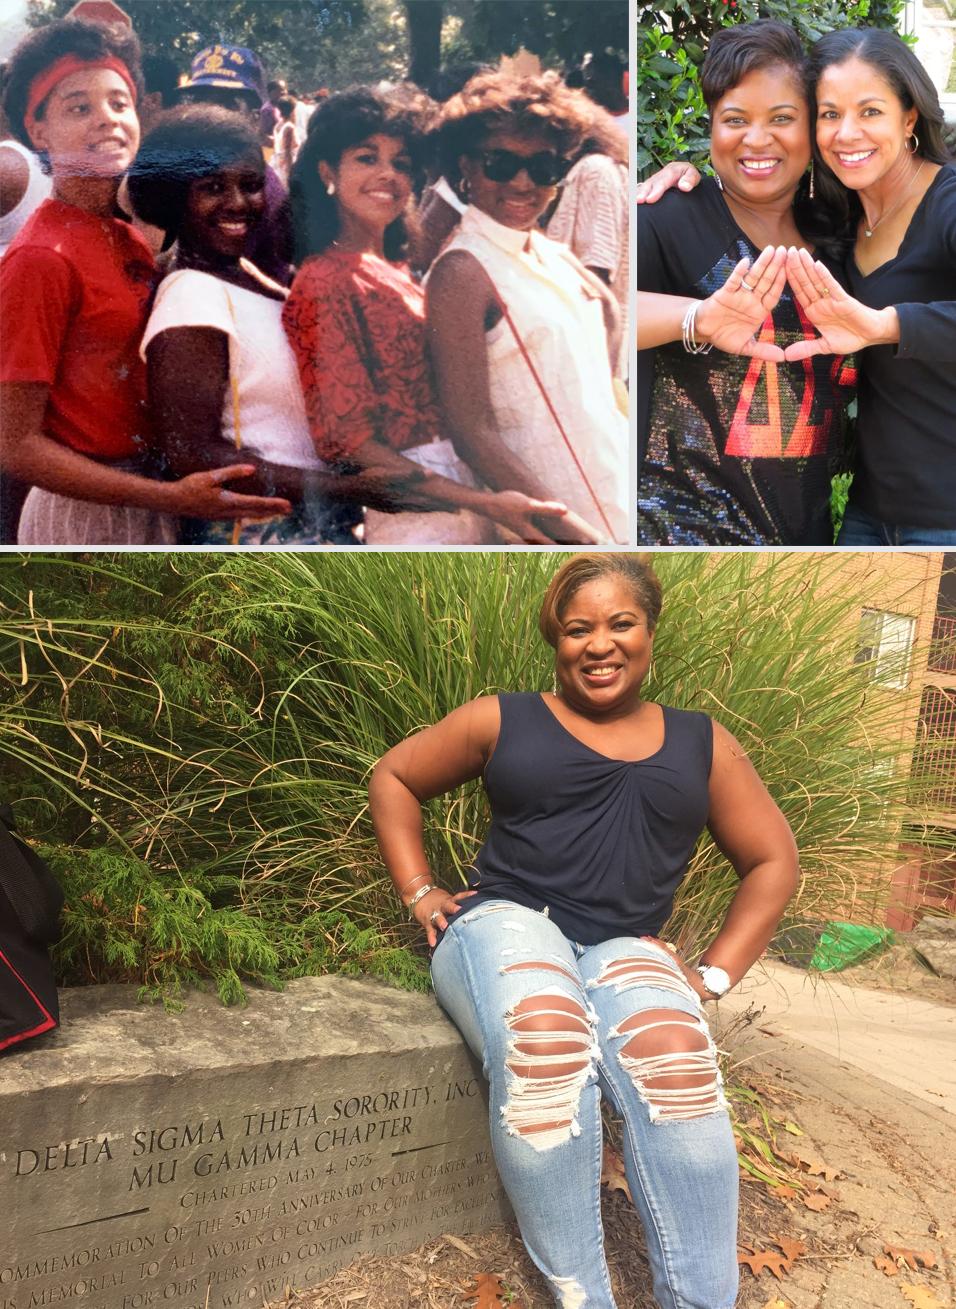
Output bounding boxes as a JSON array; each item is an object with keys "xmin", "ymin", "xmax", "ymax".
[{"xmin": 636, "ymin": 21, "xmax": 956, "ymax": 546}]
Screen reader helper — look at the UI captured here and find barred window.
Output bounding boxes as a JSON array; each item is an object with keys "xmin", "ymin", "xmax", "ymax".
[
  {"xmin": 854, "ymin": 609, "xmax": 916, "ymax": 690},
  {"xmin": 912, "ymin": 687, "xmax": 956, "ymax": 811}
]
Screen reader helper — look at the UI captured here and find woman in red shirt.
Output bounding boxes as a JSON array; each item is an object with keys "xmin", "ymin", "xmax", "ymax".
[
  {"xmin": 282, "ymin": 86, "xmax": 590, "ymax": 545},
  {"xmin": 0, "ymin": 19, "xmax": 289, "ymax": 545}
]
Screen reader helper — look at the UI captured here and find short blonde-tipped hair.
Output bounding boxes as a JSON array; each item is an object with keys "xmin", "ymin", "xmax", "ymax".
[{"xmin": 538, "ymin": 554, "xmax": 663, "ymax": 648}]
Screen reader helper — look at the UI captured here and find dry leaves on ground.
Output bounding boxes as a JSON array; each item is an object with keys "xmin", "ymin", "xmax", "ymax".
[
  {"xmin": 900, "ymin": 1284, "xmax": 944, "ymax": 1309},
  {"xmin": 800, "ymin": 1189, "xmax": 832, "ymax": 1211},
  {"xmin": 786, "ymin": 1149, "xmax": 842, "ymax": 1182},
  {"xmin": 738, "ymin": 1236, "xmax": 806, "ymax": 1282},
  {"xmin": 770, "ymin": 1237, "xmax": 807, "ymax": 1262},
  {"xmin": 883, "ymin": 1245, "xmax": 939, "ymax": 1272},
  {"xmin": 464, "ymin": 1272, "xmax": 523, "ymax": 1307},
  {"xmin": 601, "ymin": 1145, "xmax": 633, "ymax": 1204},
  {"xmin": 739, "ymin": 1248, "xmax": 793, "ymax": 1280}
]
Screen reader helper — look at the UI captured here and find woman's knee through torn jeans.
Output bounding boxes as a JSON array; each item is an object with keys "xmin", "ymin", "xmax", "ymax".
[{"xmin": 430, "ymin": 900, "xmax": 739, "ymax": 1309}]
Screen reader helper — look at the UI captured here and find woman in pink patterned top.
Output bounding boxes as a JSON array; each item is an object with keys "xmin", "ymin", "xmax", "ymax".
[{"xmin": 282, "ymin": 86, "xmax": 594, "ymax": 545}]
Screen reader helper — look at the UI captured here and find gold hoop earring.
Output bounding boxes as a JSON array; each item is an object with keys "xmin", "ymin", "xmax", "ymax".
[{"xmin": 906, "ymin": 133, "xmax": 919, "ymax": 154}]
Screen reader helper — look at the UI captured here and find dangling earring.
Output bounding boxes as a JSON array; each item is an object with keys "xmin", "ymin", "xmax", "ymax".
[
  {"xmin": 809, "ymin": 161, "xmax": 815, "ymax": 199},
  {"xmin": 906, "ymin": 132, "xmax": 919, "ymax": 154},
  {"xmin": 552, "ymin": 670, "xmax": 558, "ymax": 697},
  {"xmin": 713, "ymin": 167, "xmax": 724, "ymax": 192},
  {"xmin": 326, "ymin": 180, "xmax": 336, "ymax": 196},
  {"xmin": 460, "ymin": 175, "xmax": 470, "ymax": 200}
]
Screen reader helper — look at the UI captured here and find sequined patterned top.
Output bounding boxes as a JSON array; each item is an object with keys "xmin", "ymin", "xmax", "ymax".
[{"xmin": 637, "ymin": 179, "xmax": 856, "ymax": 545}]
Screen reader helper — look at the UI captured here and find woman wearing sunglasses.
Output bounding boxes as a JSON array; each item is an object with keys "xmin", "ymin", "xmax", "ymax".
[{"xmin": 426, "ymin": 72, "xmax": 629, "ymax": 544}]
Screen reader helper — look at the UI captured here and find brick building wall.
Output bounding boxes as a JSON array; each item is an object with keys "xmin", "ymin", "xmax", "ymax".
[{"xmin": 803, "ymin": 553, "xmax": 954, "ymax": 929}]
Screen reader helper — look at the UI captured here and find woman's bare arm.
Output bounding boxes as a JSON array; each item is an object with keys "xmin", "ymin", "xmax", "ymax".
[
  {"xmin": 638, "ymin": 246, "xmax": 789, "ymax": 361},
  {"xmin": 637, "ymin": 292, "xmax": 698, "ymax": 350},
  {"xmin": 369, "ymin": 697, "xmax": 502, "ymax": 945},
  {"xmin": 147, "ymin": 326, "xmax": 443, "ymax": 515},
  {"xmin": 695, "ymin": 721, "xmax": 800, "ymax": 989},
  {"xmin": 0, "ymin": 380, "xmax": 288, "ymax": 520},
  {"xmin": 0, "ymin": 145, "xmax": 29, "ymax": 219},
  {"xmin": 341, "ymin": 432, "xmax": 575, "ymax": 544},
  {"xmin": 427, "ymin": 250, "xmax": 553, "ymax": 497},
  {"xmin": 426, "ymin": 251, "xmax": 601, "ymax": 543}
]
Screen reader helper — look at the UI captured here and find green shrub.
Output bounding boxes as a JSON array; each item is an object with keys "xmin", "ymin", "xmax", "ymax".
[{"xmin": 43, "ymin": 844, "xmax": 429, "ymax": 1007}]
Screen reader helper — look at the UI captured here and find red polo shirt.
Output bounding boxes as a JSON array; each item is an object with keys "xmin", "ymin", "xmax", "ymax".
[{"xmin": 0, "ymin": 198, "xmax": 156, "ymax": 458}]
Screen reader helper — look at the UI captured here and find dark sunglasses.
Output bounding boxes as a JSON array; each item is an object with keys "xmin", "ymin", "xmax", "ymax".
[{"xmin": 476, "ymin": 148, "xmax": 571, "ymax": 187}]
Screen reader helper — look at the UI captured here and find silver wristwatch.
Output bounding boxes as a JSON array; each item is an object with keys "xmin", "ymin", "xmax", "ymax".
[{"xmin": 695, "ymin": 962, "xmax": 731, "ymax": 999}]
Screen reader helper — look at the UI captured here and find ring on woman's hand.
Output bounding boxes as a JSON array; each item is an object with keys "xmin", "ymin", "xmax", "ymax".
[
  {"xmin": 740, "ymin": 279, "xmax": 756, "ymax": 293},
  {"xmin": 820, "ymin": 287, "xmax": 830, "ymax": 297},
  {"xmin": 429, "ymin": 909, "xmax": 442, "ymax": 926}
]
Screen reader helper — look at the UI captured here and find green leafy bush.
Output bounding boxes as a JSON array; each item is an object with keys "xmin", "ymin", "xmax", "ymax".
[{"xmin": 43, "ymin": 844, "xmax": 428, "ymax": 1007}]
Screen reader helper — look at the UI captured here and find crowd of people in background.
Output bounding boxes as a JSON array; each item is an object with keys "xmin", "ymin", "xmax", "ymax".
[{"xmin": 0, "ymin": 15, "xmax": 629, "ymax": 547}]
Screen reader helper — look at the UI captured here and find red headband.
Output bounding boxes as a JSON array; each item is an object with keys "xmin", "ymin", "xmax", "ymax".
[{"xmin": 25, "ymin": 55, "xmax": 137, "ymax": 133}]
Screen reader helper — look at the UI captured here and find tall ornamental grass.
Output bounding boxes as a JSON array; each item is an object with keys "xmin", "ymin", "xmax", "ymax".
[{"xmin": 0, "ymin": 551, "xmax": 941, "ymax": 1000}]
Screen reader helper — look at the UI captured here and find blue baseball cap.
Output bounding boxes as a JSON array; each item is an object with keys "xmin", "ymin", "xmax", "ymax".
[{"xmin": 178, "ymin": 44, "xmax": 266, "ymax": 105}]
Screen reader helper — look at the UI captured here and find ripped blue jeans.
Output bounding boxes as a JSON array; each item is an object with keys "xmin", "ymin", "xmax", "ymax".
[{"xmin": 430, "ymin": 900, "xmax": 739, "ymax": 1309}]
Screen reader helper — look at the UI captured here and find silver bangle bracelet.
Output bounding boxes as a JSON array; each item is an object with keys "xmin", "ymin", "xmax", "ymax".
[
  {"xmin": 681, "ymin": 301, "xmax": 713, "ymax": 355},
  {"xmin": 406, "ymin": 883, "xmax": 437, "ymax": 916}
]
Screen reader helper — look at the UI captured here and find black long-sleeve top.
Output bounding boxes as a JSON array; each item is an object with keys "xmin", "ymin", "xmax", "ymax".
[{"xmin": 846, "ymin": 163, "xmax": 956, "ymax": 530}]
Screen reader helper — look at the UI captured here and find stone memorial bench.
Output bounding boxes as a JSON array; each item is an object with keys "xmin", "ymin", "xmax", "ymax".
[{"xmin": 1, "ymin": 977, "xmax": 508, "ymax": 1309}]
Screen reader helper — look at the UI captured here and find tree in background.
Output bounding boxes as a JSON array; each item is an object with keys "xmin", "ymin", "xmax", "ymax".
[
  {"xmin": 637, "ymin": 0, "xmax": 905, "ymax": 176},
  {"xmin": 27, "ymin": 0, "xmax": 374, "ymax": 89},
  {"xmin": 26, "ymin": 0, "xmax": 626, "ymax": 91}
]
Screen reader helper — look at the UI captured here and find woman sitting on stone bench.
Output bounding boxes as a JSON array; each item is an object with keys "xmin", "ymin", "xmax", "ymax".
[{"xmin": 369, "ymin": 552, "xmax": 799, "ymax": 1309}]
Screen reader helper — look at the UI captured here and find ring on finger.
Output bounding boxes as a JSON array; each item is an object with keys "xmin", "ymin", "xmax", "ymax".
[
  {"xmin": 429, "ymin": 909, "xmax": 442, "ymax": 926},
  {"xmin": 740, "ymin": 278, "xmax": 756, "ymax": 292}
]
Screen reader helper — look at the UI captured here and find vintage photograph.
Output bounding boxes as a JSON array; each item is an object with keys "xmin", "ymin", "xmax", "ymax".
[{"xmin": 0, "ymin": 0, "xmax": 629, "ymax": 547}]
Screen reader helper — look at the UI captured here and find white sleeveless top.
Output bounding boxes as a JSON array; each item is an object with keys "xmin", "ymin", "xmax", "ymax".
[
  {"xmin": 140, "ymin": 269, "xmax": 326, "ymax": 471},
  {"xmin": 0, "ymin": 141, "xmax": 53, "ymax": 258},
  {"xmin": 432, "ymin": 205, "xmax": 628, "ymax": 542}
]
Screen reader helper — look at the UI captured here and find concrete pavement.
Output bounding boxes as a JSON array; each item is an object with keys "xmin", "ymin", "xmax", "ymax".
[{"xmin": 717, "ymin": 959, "xmax": 956, "ymax": 1115}]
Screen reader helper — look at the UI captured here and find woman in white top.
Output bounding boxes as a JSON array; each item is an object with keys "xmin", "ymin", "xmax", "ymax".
[
  {"xmin": 0, "ymin": 136, "xmax": 51, "ymax": 540},
  {"xmin": 426, "ymin": 72, "xmax": 629, "ymax": 544},
  {"xmin": 130, "ymin": 105, "xmax": 421, "ymax": 544}
]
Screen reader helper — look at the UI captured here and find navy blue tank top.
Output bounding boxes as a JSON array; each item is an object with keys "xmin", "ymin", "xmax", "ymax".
[{"xmin": 455, "ymin": 693, "xmax": 713, "ymax": 946}]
